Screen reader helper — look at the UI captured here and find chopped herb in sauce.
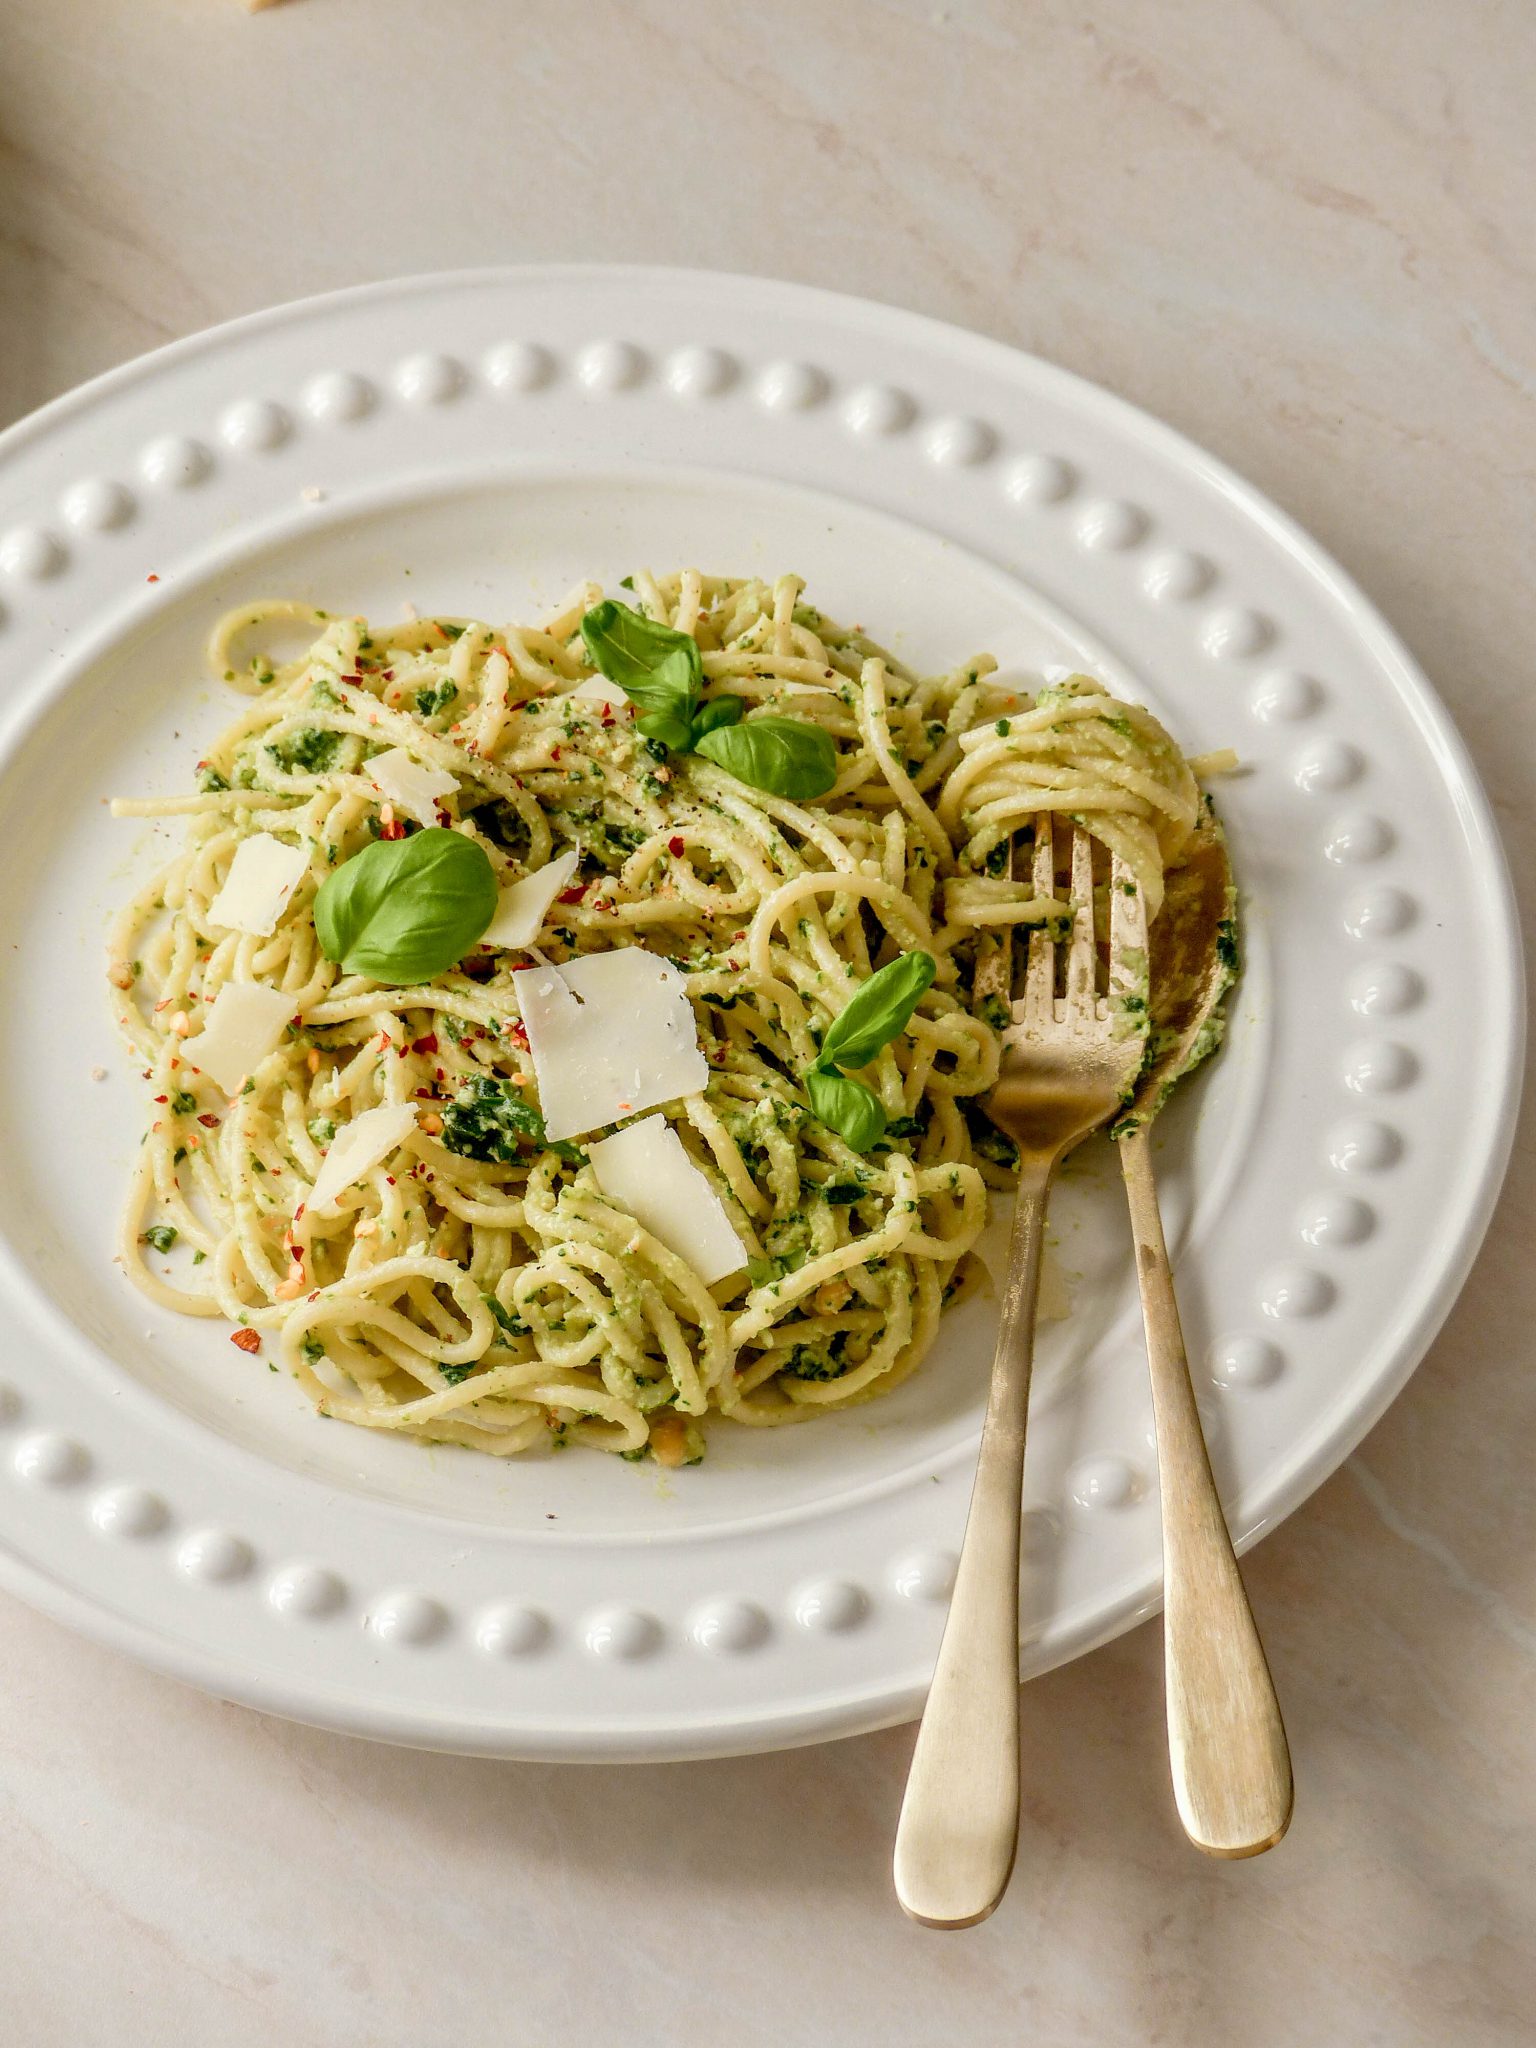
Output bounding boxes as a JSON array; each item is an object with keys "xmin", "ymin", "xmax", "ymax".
[
  {"xmin": 268, "ymin": 728, "xmax": 343, "ymax": 775},
  {"xmin": 484, "ymin": 1294, "xmax": 528, "ymax": 1338},
  {"xmin": 415, "ymin": 680, "xmax": 458, "ymax": 719},
  {"xmin": 440, "ymin": 1076, "xmax": 584, "ymax": 1166}
]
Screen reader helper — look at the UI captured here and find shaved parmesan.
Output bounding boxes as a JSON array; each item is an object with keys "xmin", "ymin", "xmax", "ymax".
[
  {"xmin": 187, "ymin": 983, "xmax": 292, "ymax": 1094},
  {"xmin": 367, "ymin": 747, "xmax": 457, "ymax": 826},
  {"xmin": 570, "ymin": 674, "xmax": 630, "ymax": 708},
  {"xmin": 588, "ymin": 1116, "xmax": 745, "ymax": 1284},
  {"xmin": 309, "ymin": 1102, "xmax": 418, "ymax": 1215},
  {"xmin": 482, "ymin": 850, "xmax": 579, "ymax": 951},
  {"xmin": 206, "ymin": 833, "xmax": 308, "ymax": 936},
  {"xmin": 517, "ymin": 948, "xmax": 707, "ymax": 1141}
]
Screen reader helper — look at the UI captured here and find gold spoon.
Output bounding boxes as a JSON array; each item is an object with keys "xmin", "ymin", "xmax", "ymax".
[{"xmin": 1116, "ymin": 807, "xmax": 1293, "ymax": 1856}]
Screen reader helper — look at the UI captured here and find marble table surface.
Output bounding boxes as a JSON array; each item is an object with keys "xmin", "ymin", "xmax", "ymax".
[{"xmin": 3, "ymin": 2, "xmax": 1533, "ymax": 2041}]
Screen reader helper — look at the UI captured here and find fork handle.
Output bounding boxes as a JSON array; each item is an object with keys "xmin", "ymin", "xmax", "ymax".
[
  {"xmin": 1119, "ymin": 1123, "xmax": 1293, "ymax": 1857},
  {"xmin": 893, "ymin": 1165, "xmax": 1052, "ymax": 1927}
]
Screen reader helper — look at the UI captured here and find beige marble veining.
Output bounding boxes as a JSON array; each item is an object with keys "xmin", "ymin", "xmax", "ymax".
[{"xmin": 2, "ymin": 1, "xmax": 1534, "ymax": 2041}]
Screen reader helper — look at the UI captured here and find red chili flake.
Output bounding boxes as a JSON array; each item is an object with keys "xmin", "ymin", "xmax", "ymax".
[
  {"xmin": 153, "ymin": 1094, "xmax": 168, "ymax": 1104},
  {"xmin": 557, "ymin": 883, "xmax": 586, "ymax": 905},
  {"xmin": 385, "ymin": 1175, "xmax": 397, "ymax": 1186},
  {"xmin": 550, "ymin": 746, "xmax": 562, "ymax": 762},
  {"xmin": 507, "ymin": 1020, "xmax": 530, "ymax": 1050},
  {"xmin": 197, "ymin": 1112, "xmax": 220, "ymax": 1128},
  {"xmin": 376, "ymin": 1032, "xmax": 391, "ymax": 1052},
  {"xmin": 230, "ymin": 1328, "xmax": 261, "ymax": 1354},
  {"xmin": 382, "ymin": 670, "xmax": 395, "ymax": 682},
  {"xmin": 668, "ymin": 836, "xmax": 685, "ymax": 858},
  {"xmin": 147, "ymin": 573, "xmax": 160, "ymax": 584},
  {"xmin": 289, "ymin": 1245, "xmax": 304, "ymax": 1263},
  {"xmin": 295, "ymin": 1204, "xmax": 306, "ymax": 1221},
  {"xmin": 290, "ymin": 1015, "xmax": 303, "ymax": 1029},
  {"xmin": 380, "ymin": 819, "xmax": 407, "ymax": 840},
  {"xmin": 306, "ymin": 1291, "xmax": 319, "ymax": 1303},
  {"xmin": 411, "ymin": 1033, "xmax": 439, "ymax": 1056}
]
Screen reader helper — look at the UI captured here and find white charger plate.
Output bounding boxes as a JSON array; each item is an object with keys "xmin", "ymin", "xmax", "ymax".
[{"xmin": 0, "ymin": 268, "xmax": 1519, "ymax": 1759}]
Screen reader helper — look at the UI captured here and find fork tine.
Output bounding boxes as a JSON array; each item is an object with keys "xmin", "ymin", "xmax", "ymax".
[
  {"xmin": 971, "ymin": 838, "xmax": 1015, "ymax": 1017},
  {"xmin": 1022, "ymin": 815, "xmax": 1056, "ymax": 1025},
  {"xmin": 971, "ymin": 931, "xmax": 1010, "ymax": 1013},
  {"xmin": 1065, "ymin": 827, "xmax": 1097, "ymax": 1018},
  {"xmin": 1108, "ymin": 854, "xmax": 1149, "ymax": 1001},
  {"xmin": 1030, "ymin": 812, "xmax": 1056, "ymax": 899}
]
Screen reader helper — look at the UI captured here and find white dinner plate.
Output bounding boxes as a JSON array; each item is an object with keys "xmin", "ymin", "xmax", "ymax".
[{"xmin": 0, "ymin": 269, "xmax": 1519, "ymax": 1758}]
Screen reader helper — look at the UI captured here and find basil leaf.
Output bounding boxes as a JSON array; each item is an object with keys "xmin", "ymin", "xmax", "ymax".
[
  {"xmin": 635, "ymin": 707, "xmax": 696, "ymax": 752},
  {"xmin": 580, "ymin": 601, "xmax": 701, "ymax": 720},
  {"xmin": 315, "ymin": 827, "xmax": 498, "ymax": 984},
  {"xmin": 806, "ymin": 1068, "xmax": 887, "ymax": 1152},
  {"xmin": 581, "ymin": 604, "xmax": 835, "ymax": 798},
  {"xmin": 690, "ymin": 694, "xmax": 744, "ymax": 739},
  {"xmin": 694, "ymin": 716, "xmax": 838, "ymax": 799},
  {"xmin": 816, "ymin": 951, "xmax": 937, "ymax": 1073}
]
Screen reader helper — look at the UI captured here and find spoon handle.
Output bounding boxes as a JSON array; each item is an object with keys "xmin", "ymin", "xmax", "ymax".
[
  {"xmin": 893, "ymin": 1166, "xmax": 1050, "ymax": 1926},
  {"xmin": 1119, "ymin": 1123, "xmax": 1293, "ymax": 1856}
]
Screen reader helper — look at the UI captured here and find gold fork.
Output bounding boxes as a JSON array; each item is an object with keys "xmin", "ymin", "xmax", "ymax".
[{"xmin": 893, "ymin": 818, "xmax": 1149, "ymax": 1928}]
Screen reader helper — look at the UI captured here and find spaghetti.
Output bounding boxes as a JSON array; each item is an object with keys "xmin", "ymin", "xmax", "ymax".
[{"xmin": 109, "ymin": 572, "xmax": 1204, "ymax": 1464}]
